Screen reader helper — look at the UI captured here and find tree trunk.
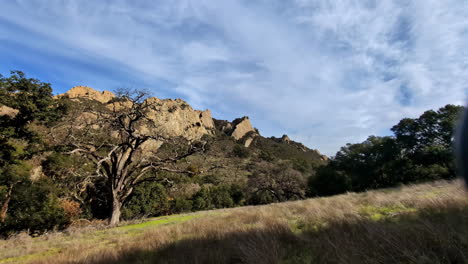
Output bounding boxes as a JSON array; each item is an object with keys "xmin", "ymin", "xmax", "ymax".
[
  {"xmin": 109, "ymin": 195, "xmax": 122, "ymax": 226},
  {"xmin": 0, "ymin": 184, "xmax": 14, "ymax": 223}
]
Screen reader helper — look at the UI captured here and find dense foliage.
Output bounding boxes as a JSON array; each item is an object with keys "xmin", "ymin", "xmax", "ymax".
[
  {"xmin": 0, "ymin": 71, "xmax": 69, "ymax": 236},
  {"xmin": 309, "ymin": 105, "xmax": 464, "ymax": 196}
]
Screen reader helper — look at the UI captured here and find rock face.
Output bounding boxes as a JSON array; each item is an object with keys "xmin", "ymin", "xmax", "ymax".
[
  {"xmin": 0, "ymin": 105, "xmax": 19, "ymax": 117},
  {"xmin": 231, "ymin": 117, "xmax": 255, "ymax": 140},
  {"xmin": 57, "ymin": 87, "xmax": 325, "ymax": 155},
  {"xmin": 198, "ymin": 110, "xmax": 214, "ymax": 129},
  {"xmin": 61, "ymin": 86, "xmax": 115, "ymax": 103},
  {"xmin": 59, "ymin": 87, "xmax": 215, "ymax": 141},
  {"xmin": 243, "ymin": 136, "xmax": 255, "ymax": 147},
  {"xmin": 139, "ymin": 97, "xmax": 214, "ymax": 140},
  {"xmin": 213, "ymin": 117, "xmax": 258, "ymax": 147}
]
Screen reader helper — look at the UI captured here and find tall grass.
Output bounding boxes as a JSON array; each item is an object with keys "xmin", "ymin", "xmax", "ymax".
[{"xmin": 1, "ymin": 180, "xmax": 467, "ymax": 264}]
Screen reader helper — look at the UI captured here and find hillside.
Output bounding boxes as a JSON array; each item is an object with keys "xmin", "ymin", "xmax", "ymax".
[
  {"xmin": 0, "ymin": 77, "xmax": 329, "ymax": 234},
  {"xmin": 49, "ymin": 86, "xmax": 328, "ymax": 218},
  {"xmin": 0, "ymin": 180, "xmax": 466, "ymax": 264}
]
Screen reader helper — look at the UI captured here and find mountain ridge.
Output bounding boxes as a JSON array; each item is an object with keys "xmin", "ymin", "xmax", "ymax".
[{"xmin": 57, "ymin": 85, "xmax": 326, "ymax": 159}]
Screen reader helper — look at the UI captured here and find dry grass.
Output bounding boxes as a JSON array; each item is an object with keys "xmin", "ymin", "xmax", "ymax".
[{"xmin": 1, "ymin": 180, "xmax": 467, "ymax": 264}]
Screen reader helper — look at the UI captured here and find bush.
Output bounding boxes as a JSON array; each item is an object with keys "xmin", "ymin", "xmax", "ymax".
[
  {"xmin": 248, "ymin": 190, "xmax": 276, "ymax": 205},
  {"xmin": 307, "ymin": 166, "xmax": 351, "ymax": 197},
  {"xmin": 232, "ymin": 144, "xmax": 250, "ymax": 158},
  {"xmin": 192, "ymin": 185, "xmax": 242, "ymax": 211},
  {"xmin": 59, "ymin": 199, "xmax": 82, "ymax": 220},
  {"xmin": 0, "ymin": 179, "xmax": 70, "ymax": 236},
  {"xmin": 122, "ymin": 182, "xmax": 169, "ymax": 220},
  {"xmin": 171, "ymin": 198, "xmax": 193, "ymax": 213},
  {"xmin": 210, "ymin": 185, "xmax": 234, "ymax": 208},
  {"xmin": 192, "ymin": 187, "xmax": 212, "ymax": 210},
  {"xmin": 259, "ymin": 151, "xmax": 275, "ymax": 161}
]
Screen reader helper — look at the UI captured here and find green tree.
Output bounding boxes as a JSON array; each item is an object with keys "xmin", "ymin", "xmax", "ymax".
[
  {"xmin": 309, "ymin": 104, "xmax": 464, "ymax": 197},
  {"xmin": 392, "ymin": 105, "xmax": 463, "ymax": 152},
  {"xmin": 392, "ymin": 104, "xmax": 464, "ymax": 180},
  {"xmin": 0, "ymin": 178, "xmax": 69, "ymax": 236},
  {"xmin": 248, "ymin": 161, "xmax": 306, "ymax": 204},
  {"xmin": 308, "ymin": 166, "xmax": 351, "ymax": 196},
  {"xmin": 0, "ymin": 71, "xmax": 66, "ymax": 226}
]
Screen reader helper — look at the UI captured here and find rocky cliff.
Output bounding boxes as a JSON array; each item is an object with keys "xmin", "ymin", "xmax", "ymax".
[
  {"xmin": 58, "ymin": 86, "xmax": 326, "ymax": 160},
  {"xmin": 59, "ymin": 86, "xmax": 215, "ymax": 141},
  {"xmin": 60, "ymin": 86, "xmax": 115, "ymax": 103}
]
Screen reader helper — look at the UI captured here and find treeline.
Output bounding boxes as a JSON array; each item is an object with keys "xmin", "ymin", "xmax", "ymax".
[
  {"xmin": 309, "ymin": 104, "xmax": 464, "ymax": 196},
  {"xmin": 0, "ymin": 71, "xmax": 464, "ymax": 237}
]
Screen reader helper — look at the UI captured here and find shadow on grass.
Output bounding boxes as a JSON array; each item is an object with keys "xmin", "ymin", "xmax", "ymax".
[{"xmin": 81, "ymin": 205, "xmax": 468, "ymax": 264}]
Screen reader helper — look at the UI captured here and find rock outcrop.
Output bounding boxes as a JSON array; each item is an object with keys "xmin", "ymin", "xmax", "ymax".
[
  {"xmin": 58, "ymin": 87, "xmax": 215, "ymax": 141},
  {"xmin": 231, "ymin": 117, "xmax": 255, "ymax": 140},
  {"xmin": 198, "ymin": 110, "xmax": 214, "ymax": 129},
  {"xmin": 213, "ymin": 117, "xmax": 258, "ymax": 147},
  {"xmin": 61, "ymin": 86, "xmax": 115, "ymax": 103},
  {"xmin": 0, "ymin": 105, "xmax": 19, "ymax": 117},
  {"xmin": 56, "ymin": 87, "xmax": 326, "ymax": 156},
  {"xmin": 281, "ymin": 134, "xmax": 291, "ymax": 143},
  {"xmin": 139, "ymin": 97, "xmax": 214, "ymax": 141}
]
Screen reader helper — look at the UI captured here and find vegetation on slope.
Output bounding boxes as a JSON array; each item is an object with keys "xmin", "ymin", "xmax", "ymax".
[{"xmin": 0, "ymin": 180, "xmax": 466, "ymax": 264}]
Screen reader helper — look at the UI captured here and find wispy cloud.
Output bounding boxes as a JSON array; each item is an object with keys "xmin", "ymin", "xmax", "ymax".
[{"xmin": 1, "ymin": 0, "xmax": 467, "ymax": 155}]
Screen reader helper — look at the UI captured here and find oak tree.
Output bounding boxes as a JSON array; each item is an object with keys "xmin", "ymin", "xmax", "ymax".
[{"xmin": 54, "ymin": 89, "xmax": 205, "ymax": 225}]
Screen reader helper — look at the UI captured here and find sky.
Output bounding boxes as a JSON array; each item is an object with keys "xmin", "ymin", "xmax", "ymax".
[{"xmin": 1, "ymin": 0, "xmax": 467, "ymax": 156}]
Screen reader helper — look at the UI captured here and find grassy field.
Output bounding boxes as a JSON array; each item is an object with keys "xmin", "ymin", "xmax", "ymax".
[{"xmin": 1, "ymin": 180, "xmax": 467, "ymax": 264}]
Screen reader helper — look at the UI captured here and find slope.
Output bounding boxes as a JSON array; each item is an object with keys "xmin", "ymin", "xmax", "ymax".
[{"xmin": 1, "ymin": 180, "xmax": 466, "ymax": 264}]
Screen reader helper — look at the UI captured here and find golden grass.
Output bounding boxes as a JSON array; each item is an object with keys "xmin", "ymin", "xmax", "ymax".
[{"xmin": 1, "ymin": 180, "xmax": 467, "ymax": 264}]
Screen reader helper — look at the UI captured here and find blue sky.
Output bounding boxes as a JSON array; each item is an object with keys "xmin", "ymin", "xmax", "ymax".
[{"xmin": 1, "ymin": 0, "xmax": 467, "ymax": 155}]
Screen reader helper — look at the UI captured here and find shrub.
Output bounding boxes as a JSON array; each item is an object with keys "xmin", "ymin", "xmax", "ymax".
[
  {"xmin": 0, "ymin": 179, "xmax": 70, "ymax": 236},
  {"xmin": 59, "ymin": 199, "xmax": 82, "ymax": 220},
  {"xmin": 171, "ymin": 198, "xmax": 193, "ymax": 213},
  {"xmin": 307, "ymin": 166, "xmax": 351, "ymax": 197},
  {"xmin": 259, "ymin": 151, "xmax": 275, "ymax": 162},
  {"xmin": 210, "ymin": 185, "xmax": 234, "ymax": 208},
  {"xmin": 122, "ymin": 183, "xmax": 169, "ymax": 220},
  {"xmin": 192, "ymin": 187, "xmax": 213, "ymax": 211},
  {"xmin": 232, "ymin": 144, "xmax": 250, "ymax": 158}
]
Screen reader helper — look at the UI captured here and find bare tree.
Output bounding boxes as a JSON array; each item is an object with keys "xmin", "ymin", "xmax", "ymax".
[{"xmin": 53, "ymin": 89, "xmax": 205, "ymax": 225}]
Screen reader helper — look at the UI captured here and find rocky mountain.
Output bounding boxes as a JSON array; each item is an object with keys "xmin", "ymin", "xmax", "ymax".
[
  {"xmin": 2, "ymin": 85, "xmax": 327, "ymax": 185},
  {"xmin": 58, "ymin": 86, "xmax": 326, "ymax": 161}
]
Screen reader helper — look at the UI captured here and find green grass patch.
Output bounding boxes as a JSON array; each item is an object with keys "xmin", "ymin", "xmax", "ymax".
[
  {"xmin": 0, "ymin": 247, "xmax": 60, "ymax": 264},
  {"xmin": 290, "ymin": 219, "xmax": 329, "ymax": 234},
  {"xmin": 359, "ymin": 205, "xmax": 417, "ymax": 221},
  {"xmin": 114, "ymin": 214, "xmax": 201, "ymax": 232}
]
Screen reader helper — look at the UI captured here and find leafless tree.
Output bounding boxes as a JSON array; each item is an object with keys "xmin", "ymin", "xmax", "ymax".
[{"xmin": 52, "ymin": 89, "xmax": 205, "ymax": 225}]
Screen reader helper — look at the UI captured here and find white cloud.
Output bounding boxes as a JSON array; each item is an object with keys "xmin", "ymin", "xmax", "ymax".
[{"xmin": 0, "ymin": 0, "xmax": 467, "ymax": 155}]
